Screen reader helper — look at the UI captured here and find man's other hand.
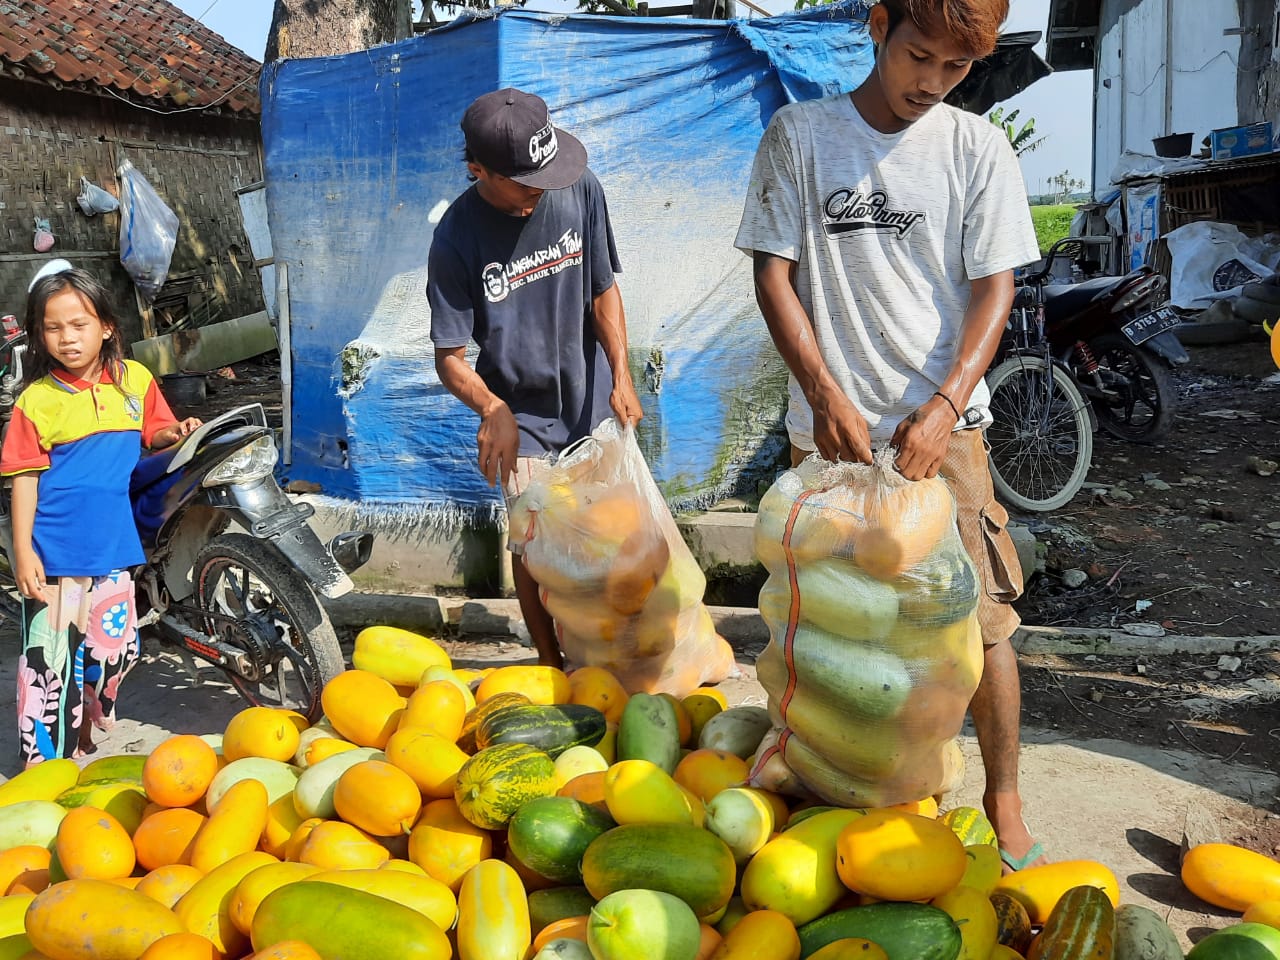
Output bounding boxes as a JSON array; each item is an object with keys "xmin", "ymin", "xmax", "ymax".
[
  {"xmin": 811, "ymin": 385, "xmax": 873, "ymax": 464},
  {"xmin": 610, "ymin": 375, "xmax": 644, "ymax": 428},
  {"xmin": 891, "ymin": 395, "xmax": 955, "ymax": 480},
  {"xmin": 477, "ymin": 401, "xmax": 520, "ymax": 488}
]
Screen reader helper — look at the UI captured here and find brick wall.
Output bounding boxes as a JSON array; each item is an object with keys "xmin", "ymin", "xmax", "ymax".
[{"xmin": 0, "ymin": 77, "xmax": 264, "ymax": 346}]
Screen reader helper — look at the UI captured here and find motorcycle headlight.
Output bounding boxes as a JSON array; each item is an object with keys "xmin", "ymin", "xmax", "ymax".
[{"xmin": 202, "ymin": 435, "xmax": 279, "ymax": 488}]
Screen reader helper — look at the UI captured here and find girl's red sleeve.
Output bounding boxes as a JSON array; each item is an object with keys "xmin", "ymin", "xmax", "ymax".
[
  {"xmin": 0, "ymin": 407, "xmax": 50, "ymax": 475},
  {"xmin": 142, "ymin": 377, "xmax": 179, "ymax": 448}
]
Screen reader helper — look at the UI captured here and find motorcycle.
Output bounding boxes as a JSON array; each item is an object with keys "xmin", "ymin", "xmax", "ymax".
[
  {"xmin": 1027, "ymin": 236, "xmax": 1187, "ymax": 442},
  {"xmin": 985, "ymin": 237, "xmax": 1188, "ymax": 513},
  {"xmin": 0, "ymin": 339, "xmax": 371, "ymax": 722}
]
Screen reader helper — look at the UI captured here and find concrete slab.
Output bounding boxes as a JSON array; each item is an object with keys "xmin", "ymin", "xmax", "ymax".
[
  {"xmin": 676, "ymin": 511, "xmax": 758, "ymax": 575},
  {"xmin": 1014, "ymin": 624, "xmax": 1280, "ymax": 657},
  {"xmin": 303, "ymin": 495, "xmax": 504, "ymax": 595},
  {"xmin": 307, "ymin": 497, "xmax": 1041, "ymax": 600},
  {"xmin": 326, "ymin": 593, "xmax": 1280, "ymax": 661}
]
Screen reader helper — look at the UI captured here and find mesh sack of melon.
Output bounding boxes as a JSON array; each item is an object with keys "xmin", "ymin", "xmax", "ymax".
[
  {"xmin": 508, "ymin": 417, "xmax": 735, "ymax": 698},
  {"xmin": 748, "ymin": 451, "xmax": 984, "ymax": 808}
]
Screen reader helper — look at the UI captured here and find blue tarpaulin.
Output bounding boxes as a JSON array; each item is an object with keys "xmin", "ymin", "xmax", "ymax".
[{"xmin": 260, "ymin": 3, "xmax": 874, "ymax": 532}]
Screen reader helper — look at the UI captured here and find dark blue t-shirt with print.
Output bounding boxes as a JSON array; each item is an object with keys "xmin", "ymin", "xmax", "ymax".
[{"xmin": 427, "ymin": 168, "xmax": 622, "ymax": 457}]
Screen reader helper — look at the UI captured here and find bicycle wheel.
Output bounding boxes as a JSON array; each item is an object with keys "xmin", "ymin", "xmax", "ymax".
[{"xmin": 986, "ymin": 355, "xmax": 1093, "ymax": 512}]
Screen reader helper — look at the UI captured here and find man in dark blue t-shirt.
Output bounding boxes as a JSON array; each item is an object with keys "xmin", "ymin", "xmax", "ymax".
[{"xmin": 428, "ymin": 88, "xmax": 643, "ymax": 669}]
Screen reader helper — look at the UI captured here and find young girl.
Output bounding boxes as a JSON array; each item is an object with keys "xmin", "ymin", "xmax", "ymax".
[{"xmin": 1, "ymin": 262, "xmax": 201, "ymax": 767}]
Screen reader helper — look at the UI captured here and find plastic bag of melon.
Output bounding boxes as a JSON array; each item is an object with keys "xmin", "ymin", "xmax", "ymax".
[
  {"xmin": 508, "ymin": 417, "xmax": 735, "ymax": 697},
  {"xmin": 747, "ymin": 450, "xmax": 982, "ymax": 808}
]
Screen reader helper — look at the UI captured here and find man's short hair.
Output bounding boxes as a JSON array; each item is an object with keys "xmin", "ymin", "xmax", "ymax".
[{"xmin": 879, "ymin": 0, "xmax": 1008, "ymax": 59}]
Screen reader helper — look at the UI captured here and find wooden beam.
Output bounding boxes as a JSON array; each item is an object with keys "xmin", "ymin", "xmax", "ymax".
[
  {"xmin": 105, "ymin": 137, "xmax": 253, "ymax": 158},
  {"xmin": 0, "ymin": 251, "xmax": 114, "ymax": 262},
  {"xmin": 134, "ymin": 287, "xmax": 158, "ymax": 341}
]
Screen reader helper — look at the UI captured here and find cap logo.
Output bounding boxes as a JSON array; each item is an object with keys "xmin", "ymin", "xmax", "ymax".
[{"xmin": 528, "ymin": 121, "xmax": 558, "ymax": 169}]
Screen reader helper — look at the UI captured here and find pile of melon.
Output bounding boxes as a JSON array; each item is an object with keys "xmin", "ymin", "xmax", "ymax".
[{"xmin": 0, "ymin": 625, "xmax": 1277, "ymax": 960}]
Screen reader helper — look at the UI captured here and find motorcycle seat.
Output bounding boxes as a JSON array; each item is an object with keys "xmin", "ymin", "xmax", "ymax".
[{"xmin": 1041, "ymin": 276, "xmax": 1121, "ymax": 324}]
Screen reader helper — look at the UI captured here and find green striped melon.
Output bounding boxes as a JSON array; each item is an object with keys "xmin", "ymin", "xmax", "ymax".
[
  {"xmin": 1186, "ymin": 922, "xmax": 1280, "ymax": 960},
  {"xmin": 454, "ymin": 742, "xmax": 556, "ymax": 830},
  {"xmin": 529, "ymin": 887, "xmax": 598, "ymax": 936},
  {"xmin": 1030, "ymin": 885, "xmax": 1115, "ymax": 960},
  {"xmin": 798, "ymin": 903, "xmax": 962, "ymax": 960},
  {"xmin": 941, "ymin": 806, "xmax": 997, "ymax": 848},
  {"xmin": 477, "ymin": 703, "xmax": 607, "ymax": 759},
  {"xmin": 508, "ymin": 796, "xmax": 615, "ymax": 884},
  {"xmin": 581, "ymin": 822, "xmax": 736, "ymax": 920},
  {"xmin": 77, "ymin": 755, "xmax": 147, "ymax": 785}
]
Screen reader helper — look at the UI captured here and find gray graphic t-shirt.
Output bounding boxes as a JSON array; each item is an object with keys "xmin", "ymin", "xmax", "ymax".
[
  {"xmin": 735, "ymin": 95, "xmax": 1040, "ymax": 447},
  {"xmin": 429, "ymin": 169, "xmax": 621, "ymax": 455}
]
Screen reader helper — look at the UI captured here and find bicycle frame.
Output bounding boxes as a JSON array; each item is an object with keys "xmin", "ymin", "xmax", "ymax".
[{"xmin": 1003, "ymin": 271, "xmax": 1098, "ymax": 433}]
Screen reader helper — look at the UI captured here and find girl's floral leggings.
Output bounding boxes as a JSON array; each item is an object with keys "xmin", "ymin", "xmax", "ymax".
[{"xmin": 17, "ymin": 570, "xmax": 139, "ymax": 765}]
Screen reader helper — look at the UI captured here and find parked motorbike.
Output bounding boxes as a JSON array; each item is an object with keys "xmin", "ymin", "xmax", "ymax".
[
  {"xmin": 1030, "ymin": 236, "xmax": 1187, "ymax": 442},
  {"xmin": 985, "ymin": 237, "xmax": 1188, "ymax": 513},
  {"xmin": 0, "ymin": 353, "xmax": 371, "ymax": 721}
]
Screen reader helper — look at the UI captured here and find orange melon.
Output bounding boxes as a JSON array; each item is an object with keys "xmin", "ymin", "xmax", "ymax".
[{"xmin": 142, "ymin": 735, "xmax": 219, "ymax": 808}]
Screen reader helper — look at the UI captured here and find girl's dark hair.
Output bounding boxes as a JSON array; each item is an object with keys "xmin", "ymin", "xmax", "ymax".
[{"xmin": 24, "ymin": 269, "xmax": 128, "ymax": 390}]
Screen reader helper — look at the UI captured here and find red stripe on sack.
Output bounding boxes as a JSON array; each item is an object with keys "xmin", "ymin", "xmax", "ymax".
[
  {"xmin": 749, "ymin": 742, "xmax": 780, "ymax": 781},
  {"xmin": 777, "ymin": 490, "xmax": 815, "ymax": 719}
]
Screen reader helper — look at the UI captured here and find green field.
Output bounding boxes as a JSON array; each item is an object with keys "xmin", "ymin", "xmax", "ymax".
[{"xmin": 1031, "ymin": 204, "xmax": 1076, "ymax": 255}]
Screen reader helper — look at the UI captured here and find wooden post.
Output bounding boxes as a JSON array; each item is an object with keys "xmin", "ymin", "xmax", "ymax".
[
  {"xmin": 276, "ymin": 263, "xmax": 292, "ymax": 466},
  {"xmin": 134, "ymin": 287, "xmax": 158, "ymax": 341}
]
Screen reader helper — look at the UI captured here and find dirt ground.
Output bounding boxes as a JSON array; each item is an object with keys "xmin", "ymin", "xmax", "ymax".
[{"xmin": 1014, "ymin": 339, "xmax": 1280, "ymax": 638}]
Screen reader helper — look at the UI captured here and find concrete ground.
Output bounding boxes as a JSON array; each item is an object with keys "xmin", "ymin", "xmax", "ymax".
[{"xmin": 1, "ymin": 626, "xmax": 1273, "ymax": 952}]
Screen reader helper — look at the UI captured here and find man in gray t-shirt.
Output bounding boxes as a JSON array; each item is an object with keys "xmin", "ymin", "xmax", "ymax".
[
  {"xmin": 736, "ymin": 0, "xmax": 1046, "ymax": 871},
  {"xmin": 430, "ymin": 89, "xmax": 643, "ymax": 669}
]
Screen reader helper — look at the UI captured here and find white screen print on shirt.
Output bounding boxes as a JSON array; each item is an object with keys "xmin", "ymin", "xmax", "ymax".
[
  {"xmin": 735, "ymin": 95, "xmax": 1040, "ymax": 448},
  {"xmin": 481, "ymin": 228, "xmax": 584, "ymax": 304}
]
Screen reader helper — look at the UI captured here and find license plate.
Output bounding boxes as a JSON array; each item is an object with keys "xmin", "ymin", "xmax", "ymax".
[{"xmin": 1121, "ymin": 305, "xmax": 1180, "ymax": 345}]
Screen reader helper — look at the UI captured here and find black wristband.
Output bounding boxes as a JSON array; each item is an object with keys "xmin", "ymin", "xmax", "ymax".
[{"xmin": 933, "ymin": 391, "xmax": 961, "ymax": 419}]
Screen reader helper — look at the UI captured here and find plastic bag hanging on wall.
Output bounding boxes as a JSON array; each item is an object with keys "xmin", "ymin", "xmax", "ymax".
[
  {"xmin": 77, "ymin": 176, "xmax": 120, "ymax": 216},
  {"xmin": 32, "ymin": 218, "xmax": 54, "ymax": 252},
  {"xmin": 117, "ymin": 160, "xmax": 179, "ymax": 302}
]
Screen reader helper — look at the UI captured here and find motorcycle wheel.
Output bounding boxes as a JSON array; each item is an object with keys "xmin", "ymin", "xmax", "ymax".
[
  {"xmin": 0, "ymin": 516, "xmax": 22, "ymax": 624},
  {"xmin": 986, "ymin": 354, "xmax": 1094, "ymax": 513},
  {"xmin": 0, "ymin": 564, "xmax": 21, "ymax": 624},
  {"xmin": 193, "ymin": 532, "xmax": 343, "ymax": 723},
  {"xmin": 1087, "ymin": 332, "xmax": 1176, "ymax": 442}
]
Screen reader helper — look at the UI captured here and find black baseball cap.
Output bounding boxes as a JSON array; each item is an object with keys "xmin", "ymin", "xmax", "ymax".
[{"xmin": 461, "ymin": 88, "xmax": 588, "ymax": 190}]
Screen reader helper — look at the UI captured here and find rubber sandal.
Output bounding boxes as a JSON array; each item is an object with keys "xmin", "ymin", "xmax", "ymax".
[{"xmin": 1000, "ymin": 840, "xmax": 1047, "ymax": 873}]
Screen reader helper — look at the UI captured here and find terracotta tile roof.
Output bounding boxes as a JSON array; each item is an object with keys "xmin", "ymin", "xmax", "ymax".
[{"xmin": 0, "ymin": 0, "xmax": 260, "ymax": 114}]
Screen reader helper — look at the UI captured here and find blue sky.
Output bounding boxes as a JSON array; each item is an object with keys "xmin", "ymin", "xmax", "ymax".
[{"xmin": 171, "ymin": 0, "xmax": 1093, "ymax": 195}]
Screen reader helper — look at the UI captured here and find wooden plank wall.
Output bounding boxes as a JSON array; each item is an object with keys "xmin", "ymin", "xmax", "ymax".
[{"xmin": 0, "ymin": 77, "xmax": 265, "ymax": 345}]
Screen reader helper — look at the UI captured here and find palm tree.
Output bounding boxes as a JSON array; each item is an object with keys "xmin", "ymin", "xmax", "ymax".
[{"xmin": 989, "ymin": 107, "xmax": 1047, "ymax": 158}]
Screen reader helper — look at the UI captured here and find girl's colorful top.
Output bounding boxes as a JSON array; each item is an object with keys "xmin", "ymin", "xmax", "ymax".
[{"xmin": 0, "ymin": 359, "xmax": 178, "ymax": 578}]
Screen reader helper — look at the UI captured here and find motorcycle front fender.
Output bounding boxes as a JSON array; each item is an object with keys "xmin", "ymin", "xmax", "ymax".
[
  {"xmin": 1145, "ymin": 330, "xmax": 1190, "ymax": 366},
  {"xmin": 211, "ymin": 477, "xmax": 355, "ymax": 600},
  {"xmin": 272, "ymin": 524, "xmax": 355, "ymax": 600}
]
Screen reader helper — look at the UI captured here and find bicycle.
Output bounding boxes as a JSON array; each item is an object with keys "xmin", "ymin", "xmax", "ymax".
[{"xmin": 985, "ymin": 252, "xmax": 1096, "ymax": 513}]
